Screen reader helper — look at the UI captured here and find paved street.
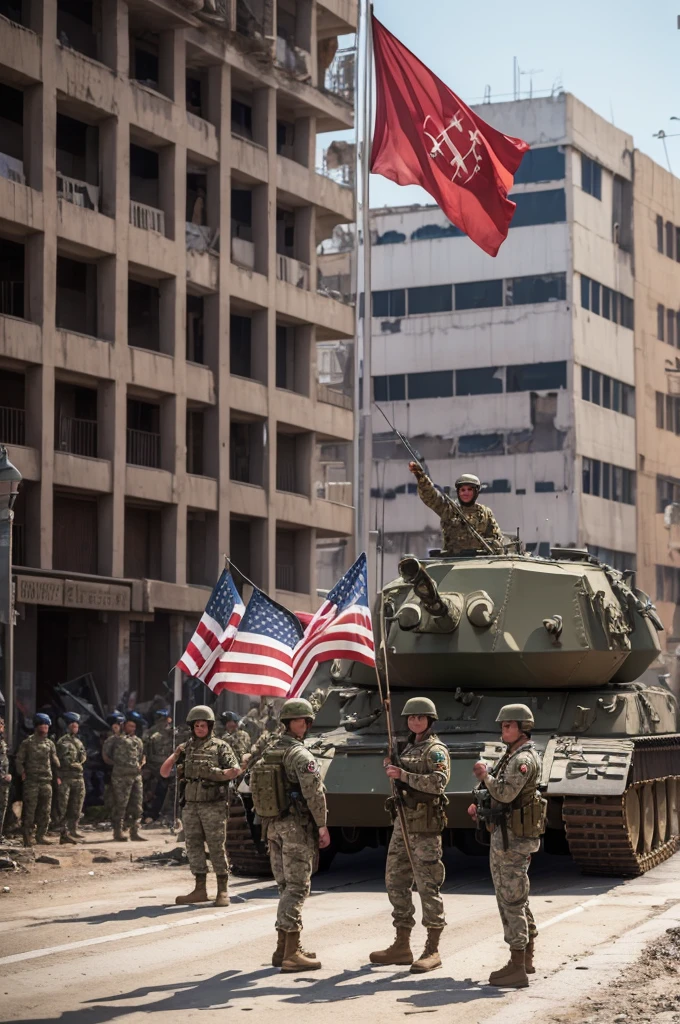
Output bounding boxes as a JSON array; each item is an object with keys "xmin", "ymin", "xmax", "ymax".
[{"xmin": 3, "ymin": 841, "xmax": 680, "ymax": 1024}]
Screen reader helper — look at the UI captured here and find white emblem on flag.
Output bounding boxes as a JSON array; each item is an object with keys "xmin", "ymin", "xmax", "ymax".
[{"xmin": 423, "ymin": 111, "xmax": 483, "ymax": 185}]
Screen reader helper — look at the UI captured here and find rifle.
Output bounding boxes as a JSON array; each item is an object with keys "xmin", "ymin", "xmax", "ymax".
[
  {"xmin": 377, "ymin": 597, "xmax": 417, "ymax": 878},
  {"xmin": 373, "ymin": 402, "xmax": 495, "ymax": 555}
]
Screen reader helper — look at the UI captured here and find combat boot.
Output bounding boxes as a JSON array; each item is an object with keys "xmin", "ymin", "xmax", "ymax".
[
  {"xmin": 129, "ymin": 827, "xmax": 147, "ymax": 841},
  {"xmin": 112, "ymin": 827, "xmax": 128, "ymax": 842},
  {"xmin": 214, "ymin": 875, "xmax": 230, "ymax": 907},
  {"xmin": 70, "ymin": 829, "xmax": 86, "ymax": 839},
  {"xmin": 410, "ymin": 928, "xmax": 443, "ymax": 973},
  {"xmin": 280, "ymin": 931, "xmax": 321, "ymax": 973},
  {"xmin": 22, "ymin": 832, "xmax": 34, "ymax": 848},
  {"xmin": 488, "ymin": 948, "xmax": 528, "ymax": 988},
  {"xmin": 175, "ymin": 873, "xmax": 209, "ymax": 905},
  {"xmin": 525, "ymin": 938, "xmax": 535, "ymax": 975},
  {"xmin": 369, "ymin": 927, "xmax": 414, "ymax": 966},
  {"xmin": 35, "ymin": 835, "xmax": 53, "ymax": 845},
  {"xmin": 60, "ymin": 832, "xmax": 78, "ymax": 845},
  {"xmin": 272, "ymin": 929, "xmax": 316, "ymax": 967}
]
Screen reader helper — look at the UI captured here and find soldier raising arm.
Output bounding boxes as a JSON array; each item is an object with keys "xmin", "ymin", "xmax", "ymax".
[{"xmin": 408, "ymin": 463, "xmax": 504, "ymax": 555}]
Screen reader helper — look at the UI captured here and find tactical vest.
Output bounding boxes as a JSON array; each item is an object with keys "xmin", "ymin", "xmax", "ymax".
[
  {"xmin": 183, "ymin": 738, "xmax": 229, "ymax": 803},
  {"xmin": 487, "ymin": 744, "xmax": 546, "ymax": 840},
  {"xmin": 251, "ymin": 744, "xmax": 309, "ymax": 820},
  {"xmin": 388, "ymin": 734, "xmax": 449, "ymax": 835}
]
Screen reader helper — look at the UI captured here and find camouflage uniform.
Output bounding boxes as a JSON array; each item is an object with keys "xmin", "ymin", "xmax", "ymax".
[
  {"xmin": 485, "ymin": 742, "xmax": 542, "ymax": 950},
  {"xmin": 0, "ymin": 734, "xmax": 11, "ymax": 837},
  {"xmin": 56, "ymin": 732, "xmax": 87, "ymax": 835},
  {"xmin": 248, "ymin": 721, "xmax": 283, "ymax": 762},
  {"xmin": 263, "ymin": 734, "xmax": 327, "ymax": 933},
  {"xmin": 143, "ymin": 725, "xmax": 174, "ymax": 817},
  {"xmin": 103, "ymin": 733, "xmax": 144, "ymax": 835},
  {"xmin": 178, "ymin": 734, "xmax": 238, "ymax": 876},
  {"xmin": 416, "ymin": 473, "xmax": 504, "ymax": 554},
  {"xmin": 221, "ymin": 727, "xmax": 251, "ymax": 762},
  {"xmin": 386, "ymin": 730, "xmax": 450, "ymax": 930},
  {"xmin": 15, "ymin": 733, "xmax": 60, "ymax": 842}
]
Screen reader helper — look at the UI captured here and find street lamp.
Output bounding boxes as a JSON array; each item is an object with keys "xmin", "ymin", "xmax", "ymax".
[{"xmin": 0, "ymin": 446, "xmax": 21, "ymax": 744}]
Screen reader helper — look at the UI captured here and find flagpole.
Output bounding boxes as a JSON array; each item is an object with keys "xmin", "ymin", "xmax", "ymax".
[{"xmin": 359, "ymin": 0, "xmax": 374, "ymax": 561}]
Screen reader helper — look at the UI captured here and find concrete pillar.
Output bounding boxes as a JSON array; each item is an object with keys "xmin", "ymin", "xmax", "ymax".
[
  {"xmin": 159, "ymin": 143, "xmax": 177, "ymax": 240},
  {"xmin": 159, "ymin": 29, "xmax": 185, "ymax": 104},
  {"xmin": 106, "ymin": 615, "xmax": 130, "ymax": 709},
  {"xmin": 101, "ymin": 0, "xmax": 129, "ymax": 75}
]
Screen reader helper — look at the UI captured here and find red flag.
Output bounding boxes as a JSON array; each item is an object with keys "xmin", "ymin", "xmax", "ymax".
[{"xmin": 370, "ymin": 16, "xmax": 529, "ymax": 257}]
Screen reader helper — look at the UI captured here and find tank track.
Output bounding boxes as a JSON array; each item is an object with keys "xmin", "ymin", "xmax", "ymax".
[
  {"xmin": 226, "ymin": 790, "xmax": 272, "ymax": 877},
  {"xmin": 562, "ymin": 737, "xmax": 680, "ymax": 876}
]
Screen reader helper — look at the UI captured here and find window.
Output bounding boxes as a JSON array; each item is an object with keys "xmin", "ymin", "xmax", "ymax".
[
  {"xmin": 583, "ymin": 457, "xmax": 592, "ymax": 494},
  {"xmin": 581, "ymin": 365, "xmax": 591, "ymax": 401},
  {"xmin": 676, "ymin": 226, "xmax": 680, "ymax": 262},
  {"xmin": 602, "ymin": 375, "xmax": 611, "ymax": 409},
  {"xmin": 376, "ymin": 230, "xmax": 406, "ymax": 245},
  {"xmin": 456, "ymin": 366, "xmax": 502, "ymax": 396},
  {"xmin": 602, "ymin": 461, "xmax": 611, "ymax": 499},
  {"xmin": 506, "ymin": 361, "xmax": 567, "ymax": 391},
  {"xmin": 373, "ymin": 374, "xmax": 406, "ymax": 402},
  {"xmin": 486, "ymin": 478, "xmax": 512, "ymax": 493},
  {"xmin": 658, "ymin": 304, "xmax": 665, "ymax": 341},
  {"xmin": 591, "ymin": 280, "xmax": 601, "ymax": 315},
  {"xmin": 584, "ymin": 459, "xmax": 634, "ymax": 503},
  {"xmin": 666, "ymin": 395, "xmax": 674, "ymax": 433},
  {"xmin": 458, "ymin": 433, "xmax": 503, "ymax": 455},
  {"xmin": 407, "ymin": 370, "xmax": 453, "ymax": 399},
  {"xmin": 657, "ymin": 215, "xmax": 664, "ymax": 253},
  {"xmin": 602, "ymin": 286, "xmax": 611, "ymax": 320},
  {"xmin": 667, "ymin": 221, "xmax": 675, "ymax": 258},
  {"xmin": 657, "ymin": 475, "xmax": 680, "ymax": 512},
  {"xmin": 407, "ymin": 284, "xmax": 452, "ymax": 315},
  {"xmin": 612, "ymin": 379, "xmax": 621, "ymax": 412},
  {"xmin": 591, "ymin": 370, "xmax": 601, "ymax": 405},
  {"xmin": 372, "ymin": 288, "xmax": 406, "ymax": 318},
  {"xmin": 507, "ymin": 273, "xmax": 566, "ymax": 305},
  {"xmin": 510, "ymin": 189, "xmax": 566, "ymax": 227},
  {"xmin": 657, "ymin": 391, "xmax": 665, "ymax": 429},
  {"xmin": 513, "ymin": 146, "xmax": 565, "ymax": 184},
  {"xmin": 668, "ymin": 309, "xmax": 676, "ymax": 348},
  {"xmin": 656, "ymin": 565, "xmax": 680, "ymax": 604},
  {"xmin": 410, "ymin": 222, "xmax": 463, "ymax": 241},
  {"xmin": 535, "ymin": 481, "xmax": 555, "ymax": 493},
  {"xmin": 591, "ymin": 459, "xmax": 601, "ymax": 496},
  {"xmin": 455, "ymin": 279, "xmax": 502, "ymax": 310},
  {"xmin": 582, "ymin": 155, "xmax": 602, "ymax": 199},
  {"xmin": 611, "ymin": 290, "xmax": 619, "ymax": 324},
  {"xmin": 581, "ymin": 274, "xmax": 590, "ymax": 310},
  {"xmin": 621, "ymin": 294, "xmax": 634, "ymax": 329}
]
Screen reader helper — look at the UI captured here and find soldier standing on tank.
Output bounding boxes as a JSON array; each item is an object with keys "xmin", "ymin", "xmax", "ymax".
[
  {"xmin": 408, "ymin": 464, "xmax": 504, "ymax": 554},
  {"xmin": 56, "ymin": 713, "xmax": 87, "ymax": 845},
  {"xmin": 370, "ymin": 698, "xmax": 450, "ymax": 973},
  {"xmin": 0, "ymin": 712, "xmax": 12, "ymax": 841},
  {"xmin": 470, "ymin": 704, "xmax": 545, "ymax": 989},
  {"xmin": 16, "ymin": 713, "xmax": 61, "ymax": 847},
  {"xmin": 160, "ymin": 705, "xmax": 241, "ymax": 907},
  {"xmin": 250, "ymin": 698, "xmax": 330, "ymax": 973},
  {"xmin": 103, "ymin": 712, "xmax": 146, "ymax": 842}
]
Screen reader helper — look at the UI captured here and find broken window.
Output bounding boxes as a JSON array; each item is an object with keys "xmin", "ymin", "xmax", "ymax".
[
  {"xmin": 657, "ymin": 215, "xmax": 664, "ymax": 253},
  {"xmin": 506, "ymin": 273, "xmax": 566, "ymax": 305},
  {"xmin": 408, "ymin": 284, "xmax": 453, "ymax": 315},
  {"xmin": 506, "ymin": 361, "xmax": 566, "ymax": 392},
  {"xmin": 455, "ymin": 279, "xmax": 502, "ymax": 310},
  {"xmin": 581, "ymin": 154, "xmax": 602, "ymax": 199},
  {"xmin": 376, "ymin": 230, "xmax": 406, "ymax": 245},
  {"xmin": 372, "ymin": 289, "xmax": 405, "ymax": 317},
  {"xmin": 456, "ymin": 366, "xmax": 502, "ymax": 396},
  {"xmin": 410, "ymin": 222, "xmax": 463, "ymax": 241},
  {"xmin": 513, "ymin": 145, "xmax": 565, "ymax": 184},
  {"xmin": 510, "ymin": 189, "xmax": 566, "ymax": 227},
  {"xmin": 374, "ymin": 374, "xmax": 406, "ymax": 402},
  {"xmin": 457, "ymin": 433, "xmax": 503, "ymax": 455},
  {"xmin": 407, "ymin": 370, "xmax": 453, "ymax": 400}
]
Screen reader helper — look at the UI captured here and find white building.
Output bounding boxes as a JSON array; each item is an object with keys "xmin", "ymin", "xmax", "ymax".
[{"xmin": 368, "ymin": 93, "xmax": 636, "ymax": 583}]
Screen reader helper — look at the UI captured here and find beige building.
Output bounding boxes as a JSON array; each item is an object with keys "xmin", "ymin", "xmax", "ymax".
[
  {"xmin": 634, "ymin": 152, "xmax": 680, "ymax": 649},
  {"xmin": 0, "ymin": 0, "xmax": 356, "ymax": 713}
]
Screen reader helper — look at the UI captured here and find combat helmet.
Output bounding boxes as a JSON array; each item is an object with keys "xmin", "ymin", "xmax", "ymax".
[
  {"xmin": 220, "ymin": 711, "xmax": 240, "ymax": 724},
  {"xmin": 34, "ymin": 713, "xmax": 52, "ymax": 727},
  {"xmin": 186, "ymin": 705, "xmax": 216, "ymax": 723},
  {"xmin": 496, "ymin": 704, "xmax": 534, "ymax": 731},
  {"xmin": 455, "ymin": 473, "xmax": 481, "ymax": 491},
  {"xmin": 401, "ymin": 697, "xmax": 438, "ymax": 720},
  {"xmin": 62, "ymin": 712, "xmax": 81, "ymax": 725},
  {"xmin": 280, "ymin": 698, "xmax": 315, "ymax": 722}
]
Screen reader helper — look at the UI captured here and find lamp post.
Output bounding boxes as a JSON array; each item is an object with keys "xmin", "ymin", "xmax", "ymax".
[{"xmin": 0, "ymin": 447, "xmax": 21, "ymax": 744}]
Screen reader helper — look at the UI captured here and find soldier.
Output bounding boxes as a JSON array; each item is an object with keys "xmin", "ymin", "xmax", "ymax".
[
  {"xmin": 245, "ymin": 710, "xmax": 282, "ymax": 765},
  {"xmin": 370, "ymin": 697, "xmax": 450, "ymax": 973},
  {"xmin": 103, "ymin": 712, "xmax": 146, "ymax": 842},
  {"xmin": 143, "ymin": 710, "xmax": 173, "ymax": 821},
  {"xmin": 250, "ymin": 697, "xmax": 330, "ymax": 973},
  {"xmin": 408, "ymin": 464, "xmax": 504, "ymax": 555},
  {"xmin": 160, "ymin": 705, "xmax": 240, "ymax": 907},
  {"xmin": 16, "ymin": 713, "xmax": 60, "ymax": 847},
  {"xmin": 218, "ymin": 712, "xmax": 251, "ymax": 762},
  {"xmin": 0, "ymin": 712, "xmax": 11, "ymax": 840},
  {"xmin": 470, "ymin": 704, "xmax": 546, "ymax": 988},
  {"xmin": 56, "ymin": 712, "xmax": 87, "ymax": 845}
]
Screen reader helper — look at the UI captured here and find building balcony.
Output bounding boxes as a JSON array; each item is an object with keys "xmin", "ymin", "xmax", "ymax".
[
  {"xmin": 277, "ymin": 253, "xmax": 310, "ymax": 290},
  {"xmin": 0, "ymin": 315, "xmax": 41, "ymax": 364},
  {"xmin": 5, "ymin": 443, "xmax": 39, "ymax": 482},
  {"xmin": 0, "ymin": 171, "xmax": 44, "ymax": 233},
  {"xmin": 0, "ymin": 406, "xmax": 25, "ymax": 446},
  {"xmin": 229, "ymin": 262, "xmax": 269, "ymax": 308},
  {"xmin": 126, "ymin": 427, "xmax": 160, "ymax": 469},
  {"xmin": 230, "ymin": 480, "xmax": 268, "ymax": 519},
  {"xmin": 55, "ymin": 43, "xmax": 117, "ymax": 117},
  {"xmin": 185, "ymin": 112, "xmax": 219, "ymax": 164},
  {"xmin": 57, "ymin": 172, "xmax": 100, "ymax": 211},
  {"xmin": 276, "ymin": 280, "xmax": 354, "ymax": 339},
  {"xmin": 231, "ymin": 235, "xmax": 255, "ymax": 270},
  {"xmin": 0, "ymin": 153, "xmax": 25, "ymax": 185},
  {"xmin": 0, "ymin": 16, "xmax": 41, "ymax": 84},
  {"xmin": 130, "ymin": 200, "xmax": 165, "ymax": 235},
  {"xmin": 317, "ymin": 382, "xmax": 352, "ymax": 411},
  {"xmin": 53, "ymin": 450, "xmax": 111, "ymax": 493},
  {"xmin": 57, "ymin": 197, "xmax": 115, "ymax": 255},
  {"xmin": 230, "ymin": 133, "xmax": 269, "ymax": 184},
  {"xmin": 186, "ymin": 473, "xmax": 218, "ymax": 512},
  {"xmin": 56, "ymin": 416, "xmax": 98, "ymax": 458},
  {"xmin": 277, "ymin": 154, "xmax": 354, "ymax": 223}
]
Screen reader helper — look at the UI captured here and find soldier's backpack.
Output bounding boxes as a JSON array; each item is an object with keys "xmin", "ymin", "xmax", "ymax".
[{"xmin": 250, "ymin": 747, "xmax": 289, "ymax": 818}]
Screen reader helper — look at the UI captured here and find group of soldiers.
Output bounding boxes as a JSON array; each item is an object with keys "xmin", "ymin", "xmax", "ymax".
[{"xmin": 159, "ymin": 693, "xmax": 543, "ymax": 988}]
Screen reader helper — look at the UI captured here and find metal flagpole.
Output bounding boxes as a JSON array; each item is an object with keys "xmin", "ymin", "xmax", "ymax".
[{"xmin": 358, "ymin": 0, "xmax": 374, "ymax": 557}]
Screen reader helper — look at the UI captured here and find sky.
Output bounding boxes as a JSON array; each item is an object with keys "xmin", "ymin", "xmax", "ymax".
[{"xmin": 330, "ymin": 0, "xmax": 680, "ymax": 210}]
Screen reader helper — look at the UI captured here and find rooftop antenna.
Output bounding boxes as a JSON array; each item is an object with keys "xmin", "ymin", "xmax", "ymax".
[
  {"xmin": 483, "ymin": 84, "xmax": 491, "ymax": 103},
  {"xmin": 520, "ymin": 67, "xmax": 543, "ymax": 100},
  {"xmin": 513, "ymin": 56, "xmax": 519, "ymax": 100},
  {"xmin": 653, "ymin": 129, "xmax": 675, "ymax": 174}
]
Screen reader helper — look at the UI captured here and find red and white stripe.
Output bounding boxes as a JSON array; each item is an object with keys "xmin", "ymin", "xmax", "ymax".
[
  {"xmin": 177, "ymin": 603, "xmax": 245, "ymax": 681},
  {"xmin": 207, "ymin": 632, "xmax": 295, "ymax": 698},
  {"xmin": 289, "ymin": 603, "xmax": 375, "ymax": 697}
]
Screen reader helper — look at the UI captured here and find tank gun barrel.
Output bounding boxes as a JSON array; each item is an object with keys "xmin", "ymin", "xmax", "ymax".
[{"xmin": 398, "ymin": 556, "xmax": 449, "ymax": 619}]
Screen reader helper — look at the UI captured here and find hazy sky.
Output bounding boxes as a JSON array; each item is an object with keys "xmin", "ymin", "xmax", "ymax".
[{"xmin": 350, "ymin": 0, "xmax": 680, "ymax": 209}]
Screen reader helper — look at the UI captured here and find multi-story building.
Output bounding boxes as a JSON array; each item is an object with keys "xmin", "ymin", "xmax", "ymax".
[
  {"xmin": 367, "ymin": 93, "xmax": 637, "ymax": 587},
  {"xmin": 0, "ymin": 0, "xmax": 356, "ymax": 713}
]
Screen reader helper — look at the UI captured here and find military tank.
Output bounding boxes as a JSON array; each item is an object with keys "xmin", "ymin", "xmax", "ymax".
[{"xmin": 298, "ymin": 547, "xmax": 680, "ymax": 877}]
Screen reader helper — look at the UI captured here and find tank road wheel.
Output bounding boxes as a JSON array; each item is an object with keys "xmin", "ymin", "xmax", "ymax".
[
  {"xmin": 563, "ymin": 777, "xmax": 680, "ymax": 877},
  {"xmin": 226, "ymin": 790, "xmax": 273, "ymax": 878}
]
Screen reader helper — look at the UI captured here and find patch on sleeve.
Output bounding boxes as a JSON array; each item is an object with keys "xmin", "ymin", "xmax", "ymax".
[
  {"xmin": 430, "ymin": 749, "xmax": 447, "ymax": 764},
  {"xmin": 306, "ymin": 760, "xmax": 317, "ymax": 773},
  {"xmin": 519, "ymin": 764, "xmax": 528, "ymax": 773}
]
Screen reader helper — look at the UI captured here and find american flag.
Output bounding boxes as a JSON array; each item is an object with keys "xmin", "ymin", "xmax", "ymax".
[
  {"xmin": 207, "ymin": 588, "xmax": 304, "ymax": 698},
  {"xmin": 177, "ymin": 569, "xmax": 245, "ymax": 685},
  {"xmin": 289, "ymin": 553, "xmax": 375, "ymax": 698}
]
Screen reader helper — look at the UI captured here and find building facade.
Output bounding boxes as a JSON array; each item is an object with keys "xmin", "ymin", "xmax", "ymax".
[
  {"xmin": 368, "ymin": 93, "xmax": 637, "ymax": 588},
  {"xmin": 0, "ymin": 0, "xmax": 356, "ymax": 713}
]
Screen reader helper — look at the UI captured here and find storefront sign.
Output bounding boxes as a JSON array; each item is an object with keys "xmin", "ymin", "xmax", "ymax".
[
  {"xmin": 15, "ymin": 575, "xmax": 130, "ymax": 611},
  {"xmin": 16, "ymin": 576, "xmax": 64, "ymax": 606}
]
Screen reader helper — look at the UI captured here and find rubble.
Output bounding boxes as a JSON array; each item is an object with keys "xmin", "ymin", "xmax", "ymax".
[{"xmin": 35, "ymin": 855, "xmax": 60, "ymax": 866}]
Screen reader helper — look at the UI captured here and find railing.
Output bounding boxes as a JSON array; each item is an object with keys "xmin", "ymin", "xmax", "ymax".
[
  {"xmin": 126, "ymin": 428, "xmax": 160, "ymax": 468},
  {"xmin": 317, "ymin": 382, "xmax": 353, "ymax": 410},
  {"xmin": 277, "ymin": 253, "xmax": 310, "ymax": 290},
  {"xmin": 322, "ymin": 47, "xmax": 356, "ymax": 105},
  {"xmin": 320, "ymin": 481, "xmax": 352, "ymax": 504},
  {"xmin": 57, "ymin": 416, "xmax": 97, "ymax": 458},
  {"xmin": 57, "ymin": 172, "xmax": 100, "ymax": 211},
  {"xmin": 276, "ymin": 563, "xmax": 296, "ymax": 592},
  {"xmin": 0, "ymin": 406, "xmax": 25, "ymax": 445},
  {"xmin": 0, "ymin": 280, "xmax": 23, "ymax": 317},
  {"xmin": 129, "ymin": 200, "xmax": 165, "ymax": 235},
  {"xmin": 0, "ymin": 152, "xmax": 25, "ymax": 185},
  {"xmin": 317, "ymin": 272, "xmax": 353, "ymax": 304}
]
